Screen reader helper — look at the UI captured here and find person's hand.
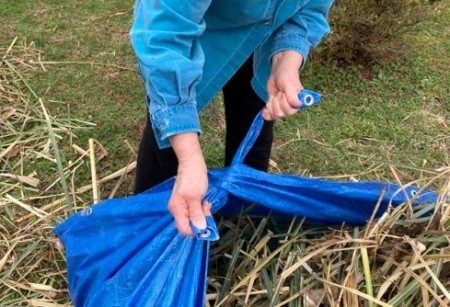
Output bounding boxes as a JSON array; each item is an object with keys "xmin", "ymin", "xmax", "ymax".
[
  {"xmin": 263, "ymin": 50, "xmax": 304, "ymax": 121},
  {"xmin": 168, "ymin": 133, "xmax": 210, "ymax": 236}
]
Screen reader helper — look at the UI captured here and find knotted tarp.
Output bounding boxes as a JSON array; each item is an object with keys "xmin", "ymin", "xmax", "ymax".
[{"xmin": 55, "ymin": 91, "xmax": 438, "ymax": 306}]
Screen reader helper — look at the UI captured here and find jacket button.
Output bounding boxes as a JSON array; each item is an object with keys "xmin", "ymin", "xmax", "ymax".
[{"xmin": 263, "ymin": 20, "xmax": 272, "ymax": 26}]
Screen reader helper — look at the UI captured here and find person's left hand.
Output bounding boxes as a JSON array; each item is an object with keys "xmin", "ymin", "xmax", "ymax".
[
  {"xmin": 263, "ymin": 50, "xmax": 304, "ymax": 121},
  {"xmin": 168, "ymin": 132, "xmax": 209, "ymax": 236}
]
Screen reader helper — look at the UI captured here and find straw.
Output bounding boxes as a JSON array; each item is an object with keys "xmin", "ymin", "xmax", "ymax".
[{"xmin": 89, "ymin": 138, "xmax": 99, "ymax": 204}]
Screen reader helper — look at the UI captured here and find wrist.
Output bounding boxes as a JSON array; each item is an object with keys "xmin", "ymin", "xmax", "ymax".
[
  {"xmin": 170, "ymin": 133, "xmax": 206, "ymax": 168},
  {"xmin": 272, "ymin": 50, "xmax": 303, "ymax": 68}
]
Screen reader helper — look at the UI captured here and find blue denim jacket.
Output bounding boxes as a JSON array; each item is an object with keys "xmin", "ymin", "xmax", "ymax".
[{"xmin": 130, "ymin": 0, "xmax": 333, "ymax": 148}]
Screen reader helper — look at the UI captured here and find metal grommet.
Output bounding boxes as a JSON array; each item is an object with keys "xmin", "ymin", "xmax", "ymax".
[
  {"xmin": 198, "ymin": 228, "xmax": 211, "ymax": 239},
  {"xmin": 304, "ymin": 94, "xmax": 314, "ymax": 106},
  {"xmin": 81, "ymin": 207, "xmax": 92, "ymax": 216}
]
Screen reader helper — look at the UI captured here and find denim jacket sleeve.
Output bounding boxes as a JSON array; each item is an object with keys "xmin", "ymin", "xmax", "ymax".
[
  {"xmin": 130, "ymin": 1, "xmax": 212, "ymax": 148},
  {"xmin": 269, "ymin": 0, "xmax": 333, "ymax": 66}
]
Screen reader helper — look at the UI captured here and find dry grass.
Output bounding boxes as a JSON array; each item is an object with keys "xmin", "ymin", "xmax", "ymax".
[
  {"xmin": 0, "ymin": 39, "xmax": 135, "ymax": 306},
  {"xmin": 1, "ymin": 40, "xmax": 449, "ymax": 307},
  {"xmin": 208, "ymin": 191, "xmax": 450, "ymax": 306}
]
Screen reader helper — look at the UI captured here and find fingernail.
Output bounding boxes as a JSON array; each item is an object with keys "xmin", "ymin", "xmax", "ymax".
[
  {"xmin": 203, "ymin": 202, "xmax": 212, "ymax": 216},
  {"xmin": 191, "ymin": 218, "xmax": 207, "ymax": 230}
]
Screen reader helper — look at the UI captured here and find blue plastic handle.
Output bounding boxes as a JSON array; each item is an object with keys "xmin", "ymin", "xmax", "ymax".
[
  {"xmin": 298, "ymin": 89, "xmax": 322, "ymax": 109},
  {"xmin": 191, "ymin": 215, "xmax": 220, "ymax": 241}
]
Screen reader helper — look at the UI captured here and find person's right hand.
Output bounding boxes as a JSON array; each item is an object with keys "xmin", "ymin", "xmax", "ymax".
[
  {"xmin": 263, "ymin": 50, "xmax": 304, "ymax": 121},
  {"xmin": 168, "ymin": 133, "xmax": 209, "ymax": 236}
]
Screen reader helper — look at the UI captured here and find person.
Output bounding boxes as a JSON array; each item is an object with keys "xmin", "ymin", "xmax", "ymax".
[{"xmin": 130, "ymin": 0, "xmax": 333, "ymax": 236}]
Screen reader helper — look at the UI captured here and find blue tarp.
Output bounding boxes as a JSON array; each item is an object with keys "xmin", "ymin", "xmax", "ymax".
[{"xmin": 55, "ymin": 92, "xmax": 438, "ymax": 306}]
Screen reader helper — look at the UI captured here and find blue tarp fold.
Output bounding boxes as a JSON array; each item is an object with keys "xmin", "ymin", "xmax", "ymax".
[{"xmin": 55, "ymin": 96, "xmax": 438, "ymax": 306}]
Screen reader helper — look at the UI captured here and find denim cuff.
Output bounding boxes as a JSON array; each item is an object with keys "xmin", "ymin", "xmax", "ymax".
[
  {"xmin": 270, "ymin": 34, "xmax": 311, "ymax": 69},
  {"xmin": 150, "ymin": 103, "xmax": 202, "ymax": 149}
]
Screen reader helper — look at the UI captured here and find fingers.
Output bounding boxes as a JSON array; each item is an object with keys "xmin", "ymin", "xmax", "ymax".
[
  {"xmin": 263, "ymin": 93, "xmax": 283, "ymax": 121},
  {"xmin": 168, "ymin": 194, "xmax": 211, "ymax": 237},
  {"xmin": 265, "ymin": 50, "xmax": 304, "ymax": 121},
  {"xmin": 167, "ymin": 155, "xmax": 208, "ymax": 236},
  {"xmin": 169, "ymin": 197, "xmax": 193, "ymax": 236},
  {"xmin": 283, "ymin": 81, "xmax": 302, "ymax": 109},
  {"xmin": 188, "ymin": 198, "xmax": 207, "ymax": 230},
  {"xmin": 263, "ymin": 90, "xmax": 301, "ymax": 121}
]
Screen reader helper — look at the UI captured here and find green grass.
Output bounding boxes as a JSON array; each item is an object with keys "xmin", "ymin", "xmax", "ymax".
[
  {"xmin": 270, "ymin": 16, "xmax": 450, "ymax": 182},
  {"xmin": 1, "ymin": 0, "xmax": 145, "ymax": 194},
  {"xmin": 1, "ymin": 1, "xmax": 448, "ymax": 188}
]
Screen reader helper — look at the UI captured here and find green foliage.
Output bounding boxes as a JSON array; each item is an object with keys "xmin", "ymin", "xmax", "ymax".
[{"xmin": 314, "ymin": 0, "xmax": 438, "ymax": 68}]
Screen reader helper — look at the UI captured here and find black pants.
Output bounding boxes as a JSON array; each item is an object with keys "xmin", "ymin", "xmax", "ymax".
[{"xmin": 134, "ymin": 56, "xmax": 274, "ymax": 194}]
